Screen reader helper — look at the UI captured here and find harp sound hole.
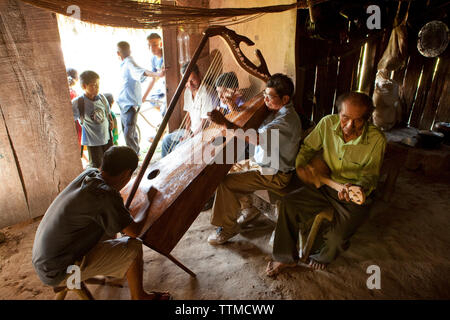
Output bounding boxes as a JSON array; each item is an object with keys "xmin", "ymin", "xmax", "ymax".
[{"xmin": 147, "ymin": 169, "xmax": 160, "ymax": 180}]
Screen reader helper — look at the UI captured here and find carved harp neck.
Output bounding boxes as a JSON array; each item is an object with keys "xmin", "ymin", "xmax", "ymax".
[{"xmin": 204, "ymin": 26, "xmax": 271, "ymax": 82}]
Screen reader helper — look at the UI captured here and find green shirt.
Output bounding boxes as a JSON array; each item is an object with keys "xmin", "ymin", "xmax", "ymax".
[{"xmin": 295, "ymin": 114, "xmax": 386, "ymax": 195}]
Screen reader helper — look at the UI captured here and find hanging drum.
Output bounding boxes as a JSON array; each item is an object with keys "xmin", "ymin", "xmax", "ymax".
[{"xmin": 417, "ymin": 20, "xmax": 449, "ymax": 58}]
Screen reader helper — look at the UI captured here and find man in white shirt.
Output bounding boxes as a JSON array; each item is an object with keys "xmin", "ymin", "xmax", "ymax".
[{"xmin": 161, "ymin": 63, "xmax": 216, "ymax": 157}]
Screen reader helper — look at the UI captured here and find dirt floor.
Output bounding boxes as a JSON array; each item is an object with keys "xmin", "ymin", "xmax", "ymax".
[{"xmin": 0, "ymin": 167, "xmax": 449, "ymax": 300}]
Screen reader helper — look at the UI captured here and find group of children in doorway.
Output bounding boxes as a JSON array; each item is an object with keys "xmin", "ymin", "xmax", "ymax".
[{"xmin": 67, "ymin": 68, "xmax": 119, "ymax": 168}]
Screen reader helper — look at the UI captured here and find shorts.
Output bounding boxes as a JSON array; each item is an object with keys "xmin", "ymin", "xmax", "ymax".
[{"xmin": 58, "ymin": 237, "xmax": 141, "ymax": 286}]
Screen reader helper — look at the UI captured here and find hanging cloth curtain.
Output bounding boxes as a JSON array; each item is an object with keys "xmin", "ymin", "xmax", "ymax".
[{"xmin": 21, "ymin": 0, "xmax": 329, "ymax": 29}]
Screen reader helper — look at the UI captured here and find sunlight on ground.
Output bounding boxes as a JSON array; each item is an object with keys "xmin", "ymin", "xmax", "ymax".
[{"xmin": 57, "ymin": 15, "xmax": 165, "ymax": 164}]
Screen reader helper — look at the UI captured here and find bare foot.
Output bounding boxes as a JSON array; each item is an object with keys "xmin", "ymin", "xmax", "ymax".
[
  {"xmin": 139, "ymin": 291, "xmax": 171, "ymax": 300},
  {"xmin": 266, "ymin": 260, "xmax": 297, "ymax": 277},
  {"xmin": 308, "ymin": 259, "xmax": 327, "ymax": 270}
]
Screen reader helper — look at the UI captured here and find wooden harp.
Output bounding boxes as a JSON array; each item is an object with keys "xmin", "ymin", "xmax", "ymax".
[{"xmin": 120, "ymin": 26, "xmax": 271, "ymax": 276}]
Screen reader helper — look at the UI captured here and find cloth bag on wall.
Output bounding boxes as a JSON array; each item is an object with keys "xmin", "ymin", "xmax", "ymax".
[
  {"xmin": 377, "ymin": 24, "xmax": 408, "ymax": 71},
  {"xmin": 372, "ymin": 71, "xmax": 402, "ymax": 131}
]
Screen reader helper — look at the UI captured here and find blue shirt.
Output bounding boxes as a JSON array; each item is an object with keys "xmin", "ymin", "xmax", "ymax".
[
  {"xmin": 253, "ymin": 102, "xmax": 302, "ymax": 174},
  {"xmin": 151, "ymin": 55, "xmax": 163, "ymax": 73},
  {"xmin": 117, "ymin": 56, "xmax": 147, "ymax": 112},
  {"xmin": 150, "ymin": 55, "xmax": 165, "ymax": 97},
  {"xmin": 72, "ymin": 94, "xmax": 111, "ymax": 146},
  {"xmin": 218, "ymin": 96, "xmax": 245, "ymax": 115}
]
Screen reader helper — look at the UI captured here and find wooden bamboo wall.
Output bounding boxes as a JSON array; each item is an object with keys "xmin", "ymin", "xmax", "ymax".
[{"xmin": 294, "ymin": 1, "xmax": 449, "ymax": 130}]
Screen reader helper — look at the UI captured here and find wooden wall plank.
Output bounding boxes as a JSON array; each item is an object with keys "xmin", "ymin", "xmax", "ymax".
[
  {"xmin": 408, "ymin": 58, "xmax": 437, "ymax": 128},
  {"xmin": 314, "ymin": 56, "xmax": 338, "ymax": 122},
  {"xmin": 402, "ymin": 51, "xmax": 426, "ymax": 123},
  {"xmin": 0, "ymin": 106, "xmax": 30, "ymax": 227},
  {"xmin": 419, "ymin": 58, "xmax": 450, "ymax": 130},
  {"xmin": 298, "ymin": 64, "xmax": 316, "ymax": 121},
  {"xmin": 433, "ymin": 60, "xmax": 450, "ymax": 124},
  {"xmin": 0, "ymin": 0, "xmax": 82, "ymax": 226},
  {"xmin": 359, "ymin": 39, "xmax": 378, "ymax": 96},
  {"xmin": 296, "ymin": 34, "xmax": 322, "ymax": 121},
  {"xmin": 335, "ymin": 50, "xmax": 360, "ymax": 102}
]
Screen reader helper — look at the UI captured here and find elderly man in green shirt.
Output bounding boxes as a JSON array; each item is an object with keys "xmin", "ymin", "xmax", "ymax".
[{"xmin": 266, "ymin": 92, "xmax": 386, "ymax": 276}]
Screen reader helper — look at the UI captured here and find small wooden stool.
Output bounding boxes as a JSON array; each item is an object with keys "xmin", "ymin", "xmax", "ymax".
[
  {"xmin": 300, "ymin": 207, "xmax": 334, "ymax": 262},
  {"xmin": 256, "ymin": 184, "xmax": 335, "ymax": 262}
]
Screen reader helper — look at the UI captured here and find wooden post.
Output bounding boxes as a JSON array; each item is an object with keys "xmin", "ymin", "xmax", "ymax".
[
  {"xmin": 0, "ymin": 0, "xmax": 82, "ymax": 228},
  {"xmin": 161, "ymin": 1, "xmax": 180, "ymax": 132}
]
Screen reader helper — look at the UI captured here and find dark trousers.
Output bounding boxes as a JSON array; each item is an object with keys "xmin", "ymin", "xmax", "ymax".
[
  {"xmin": 272, "ymin": 184, "xmax": 373, "ymax": 264},
  {"xmin": 87, "ymin": 140, "xmax": 112, "ymax": 168},
  {"xmin": 120, "ymin": 107, "xmax": 140, "ymax": 155}
]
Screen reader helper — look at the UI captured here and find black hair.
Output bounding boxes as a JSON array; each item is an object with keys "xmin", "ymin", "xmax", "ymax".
[
  {"xmin": 67, "ymin": 68, "xmax": 78, "ymax": 86},
  {"xmin": 266, "ymin": 73, "xmax": 294, "ymax": 99},
  {"xmin": 79, "ymin": 70, "xmax": 100, "ymax": 86},
  {"xmin": 101, "ymin": 146, "xmax": 138, "ymax": 176},
  {"xmin": 335, "ymin": 92, "xmax": 375, "ymax": 120},
  {"xmin": 103, "ymin": 93, "xmax": 114, "ymax": 106},
  {"xmin": 215, "ymin": 72, "xmax": 239, "ymax": 89},
  {"xmin": 147, "ymin": 33, "xmax": 161, "ymax": 41},
  {"xmin": 181, "ymin": 61, "xmax": 200, "ymax": 76},
  {"xmin": 66, "ymin": 68, "xmax": 78, "ymax": 80}
]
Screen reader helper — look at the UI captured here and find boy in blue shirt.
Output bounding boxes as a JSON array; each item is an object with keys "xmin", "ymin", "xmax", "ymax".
[
  {"xmin": 117, "ymin": 41, "xmax": 159, "ymax": 155},
  {"xmin": 72, "ymin": 71, "xmax": 112, "ymax": 168}
]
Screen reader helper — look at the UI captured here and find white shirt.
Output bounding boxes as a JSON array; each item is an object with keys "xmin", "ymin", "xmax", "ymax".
[{"xmin": 183, "ymin": 85, "xmax": 216, "ymax": 133}]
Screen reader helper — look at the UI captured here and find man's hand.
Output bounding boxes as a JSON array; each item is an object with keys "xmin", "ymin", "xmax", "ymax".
[
  {"xmin": 178, "ymin": 130, "xmax": 193, "ymax": 142},
  {"xmin": 208, "ymin": 109, "xmax": 228, "ymax": 127},
  {"xmin": 155, "ymin": 67, "xmax": 165, "ymax": 78},
  {"xmin": 338, "ymin": 183, "xmax": 353, "ymax": 202}
]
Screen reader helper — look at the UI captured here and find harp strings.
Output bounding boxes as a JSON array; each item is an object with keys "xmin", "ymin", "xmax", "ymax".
[
  {"xmin": 165, "ymin": 50, "xmax": 223, "ymax": 152},
  {"xmin": 166, "ymin": 49, "xmax": 263, "ymax": 152}
]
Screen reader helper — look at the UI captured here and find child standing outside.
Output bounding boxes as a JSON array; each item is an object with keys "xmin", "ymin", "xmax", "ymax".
[
  {"xmin": 67, "ymin": 68, "xmax": 83, "ymax": 149},
  {"xmin": 72, "ymin": 71, "xmax": 112, "ymax": 168}
]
